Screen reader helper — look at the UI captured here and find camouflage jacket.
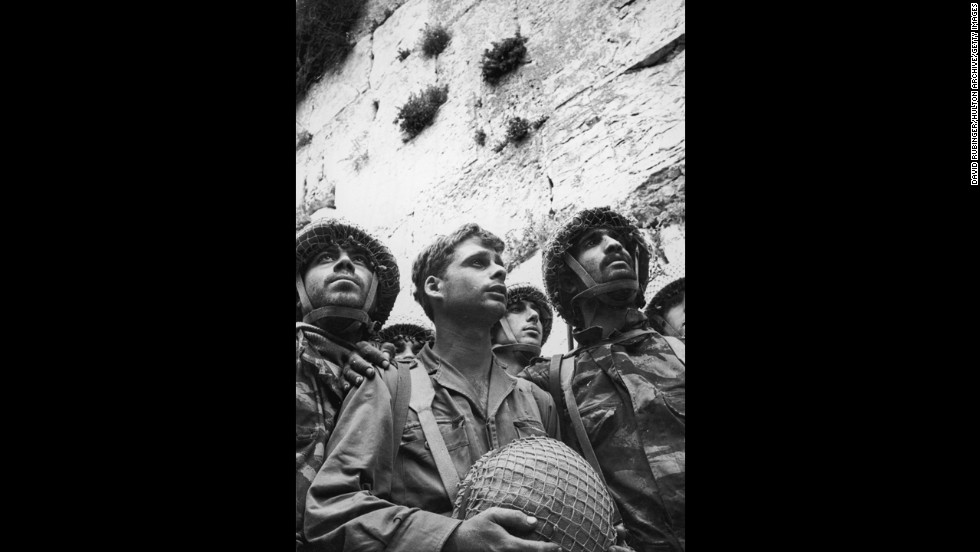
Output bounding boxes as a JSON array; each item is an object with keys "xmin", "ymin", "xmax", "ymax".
[
  {"xmin": 295, "ymin": 328, "xmax": 346, "ymax": 548},
  {"xmin": 303, "ymin": 344, "xmax": 560, "ymax": 552},
  {"xmin": 521, "ymin": 311, "xmax": 686, "ymax": 552}
]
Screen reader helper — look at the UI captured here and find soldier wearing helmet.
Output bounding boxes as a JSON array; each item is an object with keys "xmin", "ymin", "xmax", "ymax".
[
  {"xmin": 304, "ymin": 223, "xmax": 575, "ymax": 552},
  {"xmin": 491, "ymin": 283, "xmax": 553, "ymax": 376},
  {"xmin": 294, "ymin": 217, "xmax": 400, "ymax": 549},
  {"xmin": 516, "ymin": 207, "xmax": 686, "ymax": 552},
  {"xmin": 644, "ymin": 277, "xmax": 685, "ymax": 338},
  {"xmin": 377, "ymin": 316, "xmax": 435, "ymax": 359}
]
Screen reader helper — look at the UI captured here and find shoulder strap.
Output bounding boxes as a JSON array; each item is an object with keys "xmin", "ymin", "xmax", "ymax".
[
  {"xmin": 662, "ymin": 335, "xmax": 685, "ymax": 365},
  {"xmin": 408, "ymin": 366, "xmax": 460, "ymax": 501},
  {"xmin": 548, "ymin": 354, "xmax": 563, "ymax": 407},
  {"xmin": 388, "ymin": 360, "xmax": 412, "ymax": 455},
  {"xmin": 554, "ymin": 353, "xmax": 623, "ymax": 525}
]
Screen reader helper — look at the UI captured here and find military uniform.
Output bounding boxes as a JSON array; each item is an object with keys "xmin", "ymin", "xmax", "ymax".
[
  {"xmin": 521, "ymin": 311, "xmax": 685, "ymax": 552},
  {"xmin": 303, "ymin": 344, "xmax": 560, "ymax": 552},
  {"xmin": 294, "ymin": 217, "xmax": 402, "ymax": 549},
  {"xmin": 295, "ymin": 329, "xmax": 346, "ymax": 548}
]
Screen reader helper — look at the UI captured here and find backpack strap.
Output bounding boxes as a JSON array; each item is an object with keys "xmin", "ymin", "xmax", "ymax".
[
  {"xmin": 408, "ymin": 366, "xmax": 460, "ymax": 501},
  {"xmin": 551, "ymin": 353, "xmax": 623, "ymax": 525},
  {"xmin": 388, "ymin": 359, "xmax": 413, "ymax": 455}
]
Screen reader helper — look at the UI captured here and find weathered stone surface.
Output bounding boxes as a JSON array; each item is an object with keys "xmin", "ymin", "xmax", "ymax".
[{"xmin": 296, "ymin": 0, "xmax": 685, "ymax": 333}]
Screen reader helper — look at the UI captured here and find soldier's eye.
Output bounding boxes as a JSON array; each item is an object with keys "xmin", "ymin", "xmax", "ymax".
[
  {"xmin": 316, "ymin": 252, "xmax": 335, "ymax": 263},
  {"xmin": 351, "ymin": 254, "xmax": 368, "ymax": 264}
]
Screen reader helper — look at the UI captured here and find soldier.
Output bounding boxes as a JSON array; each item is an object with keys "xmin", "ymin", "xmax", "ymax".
[
  {"xmin": 491, "ymin": 283, "xmax": 553, "ymax": 376},
  {"xmin": 516, "ymin": 207, "xmax": 686, "ymax": 552},
  {"xmin": 295, "ymin": 217, "xmax": 401, "ymax": 550},
  {"xmin": 303, "ymin": 223, "xmax": 567, "ymax": 552},
  {"xmin": 377, "ymin": 316, "xmax": 435, "ymax": 359},
  {"xmin": 644, "ymin": 277, "xmax": 685, "ymax": 338}
]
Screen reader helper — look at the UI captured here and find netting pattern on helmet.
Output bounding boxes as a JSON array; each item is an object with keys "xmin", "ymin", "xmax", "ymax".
[
  {"xmin": 645, "ymin": 276, "xmax": 685, "ymax": 319},
  {"xmin": 377, "ymin": 322, "xmax": 433, "ymax": 345},
  {"xmin": 505, "ymin": 283, "xmax": 554, "ymax": 345},
  {"xmin": 542, "ymin": 207, "xmax": 651, "ymax": 327},
  {"xmin": 295, "ymin": 218, "xmax": 401, "ymax": 326},
  {"xmin": 452, "ymin": 436, "xmax": 617, "ymax": 552}
]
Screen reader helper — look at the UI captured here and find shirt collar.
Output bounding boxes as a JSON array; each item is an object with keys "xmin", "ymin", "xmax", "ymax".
[{"xmin": 417, "ymin": 344, "xmax": 517, "ymax": 419}]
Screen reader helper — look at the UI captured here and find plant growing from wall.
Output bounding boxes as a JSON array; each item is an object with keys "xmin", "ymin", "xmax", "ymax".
[
  {"xmin": 419, "ymin": 24, "xmax": 451, "ymax": 58},
  {"xmin": 296, "ymin": 130, "xmax": 313, "ymax": 150},
  {"xmin": 474, "ymin": 129, "xmax": 486, "ymax": 146},
  {"xmin": 295, "ymin": 0, "xmax": 366, "ymax": 104},
  {"xmin": 481, "ymin": 33, "xmax": 528, "ymax": 84},
  {"xmin": 394, "ymin": 85, "xmax": 449, "ymax": 141},
  {"xmin": 397, "ymin": 48, "xmax": 411, "ymax": 61},
  {"xmin": 505, "ymin": 117, "xmax": 531, "ymax": 143}
]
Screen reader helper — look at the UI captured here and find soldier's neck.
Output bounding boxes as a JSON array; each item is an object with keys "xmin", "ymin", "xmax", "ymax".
[
  {"xmin": 431, "ymin": 317, "xmax": 493, "ymax": 380},
  {"xmin": 312, "ymin": 317, "xmax": 363, "ymax": 344},
  {"xmin": 579, "ymin": 301, "xmax": 629, "ymax": 339}
]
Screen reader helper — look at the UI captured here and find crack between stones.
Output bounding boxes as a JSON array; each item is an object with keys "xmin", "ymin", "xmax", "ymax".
[
  {"xmin": 624, "ymin": 33, "xmax": 685, "ymax": 74},
  {"xmin": 553, "ymin": 85, "xmax": 593, "ymax": 111}
]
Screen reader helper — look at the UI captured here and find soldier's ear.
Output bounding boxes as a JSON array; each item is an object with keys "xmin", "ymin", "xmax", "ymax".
[{"xmin": 424, "ymin": 275, "xmax": 444, "ymax": 302}]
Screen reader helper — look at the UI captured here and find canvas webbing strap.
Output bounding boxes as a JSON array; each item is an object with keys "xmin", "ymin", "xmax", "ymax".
[
  {"xmin": 408, "ymin": 367, "xmax": 460, "ymax": 501},
  {"xmin": 390, "ymin": 361, "xmax": 412, "ymax": 454},
  {"xmin": 295, "ymin": 271, "xmax": 379, "ymax": 330},
  {"xmin": 550, "ymin": 354, "xmax": 623, "ymax": 525},
  {"xmin": 563, "ymin": 253, "xmax": 639, "ymax": 305}
]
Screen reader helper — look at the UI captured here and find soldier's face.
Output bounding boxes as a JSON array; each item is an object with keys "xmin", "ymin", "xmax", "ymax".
[
  {"xmin": 663, "ymin": 296, "xmax": 685, "ymax": 337},
  {"xmin": 303, "ymin": 244, "xmax": 376, "ymax": 310},
  {"xmin": 571, "ymin": 228, "xmax": 637, "ymax": 285},
  {"xmin": 437, "ymin": 237, "xmax": 507, "ymax": 320},
  {"xmin": 493, "ymin": 300, "xmax": 543, "ymax": 346}
]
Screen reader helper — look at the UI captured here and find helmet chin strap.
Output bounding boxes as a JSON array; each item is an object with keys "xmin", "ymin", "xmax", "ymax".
[
  {"xmin": 563, "ymin": 252, "xmax": 639, "ymax": 309},
  {"xmin": 491, "ymin": 317, "xmax": 542, "ymax": 359},
  {"xmin": 295, "ymin": 272, "xmax": 380, "ymax": 335}
]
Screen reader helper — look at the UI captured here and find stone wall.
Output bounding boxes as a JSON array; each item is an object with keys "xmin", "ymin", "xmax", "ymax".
[{"xmin": 296, "ymin": 0, "xmax": 685, "ymax": 354}]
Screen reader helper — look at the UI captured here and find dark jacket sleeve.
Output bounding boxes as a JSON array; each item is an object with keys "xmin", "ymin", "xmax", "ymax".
[{"xmin": 303, "ymin": 369, "xmax": 462, "ymax": 552}]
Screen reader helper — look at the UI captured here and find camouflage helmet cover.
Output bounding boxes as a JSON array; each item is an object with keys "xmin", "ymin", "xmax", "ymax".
[
  {"xmin": 542, "ymin": 206, "xmax": 651, "ymax": 327},
  {"xmin": 295, "ymin": 217, "xmax": 400, "ymax": 328},
  {"xmin": 504, "ymin": 283, "xmax": 554, "ymax": 346}
]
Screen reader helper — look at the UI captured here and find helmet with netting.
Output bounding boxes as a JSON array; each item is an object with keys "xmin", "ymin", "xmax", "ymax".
[
  {"xmin": 377, "ymin": 315, "xmax": 435, "ymax": 347},
  {"xmin": 645, "ymin": 277, "xmax": 685, "ymax": 319},
  {"xmin": 452, "ymin": 436, "xmax": 617, "ymax": 552},
  {"xmin": 503, "ymin": 283, "xmax": 554, "ymax": 346},
  {"xmin": 295, "ymin": 217, "xmax": 400, "ymax": 330},
  {"xmin": 542, "ymin": 207, "xmax": 651, "ymax": 327}
]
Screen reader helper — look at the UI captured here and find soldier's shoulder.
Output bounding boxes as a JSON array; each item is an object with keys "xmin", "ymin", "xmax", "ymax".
[
  {"xmin": 516, "ymin": 357, "xmax": 552, "ymax": 388},
  {"xmin": 514, "ymin": 375, "xmax": 556, "ymax": 407}
]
